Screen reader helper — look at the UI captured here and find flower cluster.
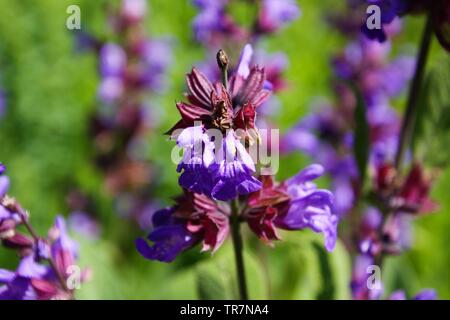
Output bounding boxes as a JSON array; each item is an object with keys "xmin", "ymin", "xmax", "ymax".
[
  {"xmin": 135, "ymin": 46, "xmax": 337, "ymax": 263},
  {"xmin": 355, "ymin": 163, "xmax": 437, "ymax": 258},
  {"xmin": 192, "ymin": 0, "xmax": 300, "ymax": 46},
  {"xmin": 168, "ymin": 46, "xmax": 270, "ymax": 201},
  {"xmin": 136, "ymin": 165, "xmax": 337, "ymax": 263},
  {"xmin": 282, "ymin": 1, "xmax": 440, "ymax": 300},
  {"xmin": 71, "ymin": 0, "xmax": 172, "ymax": 226},
  {"xmin": 283, "ymin": 23, "xmax": 414, "ymax": 216},
  {"xmin": 0, "ymin": 164, "xmax": 88, "ymax": 300}
]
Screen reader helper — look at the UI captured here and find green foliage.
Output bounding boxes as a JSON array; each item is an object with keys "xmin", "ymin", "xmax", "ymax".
[
  {"xmin": 0, "ymin": 0, "xmax": 449, "ymax": 300},
  {"xmin": 414, "ymin": 54, "xmax": 450, "ymax": 168}
]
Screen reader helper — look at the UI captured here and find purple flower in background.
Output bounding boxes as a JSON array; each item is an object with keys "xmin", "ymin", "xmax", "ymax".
[
  {"xmin": 413, "ymin": 289, "xmax": 437, "ymax": 300},
  {"xmin": 99, "ymin": 43, "xmax": 127, "ymax": 78},
  {"xmin": 98, "ymin": 43, "xmax": 127, "ymax": 103},
  {"xmin": 137, "ymin": 39, "xmax": 173, "ymax": 92},
  {"xmin": 380, "ymin": 56, "xmax": 415, "ymax": 96},
  {"xmin": 358, "ymin": 207, "xmax": 384, "ymax": 256},
  {"xmin": 192, "ymin": 0, "xmax": 230, "ymax": 44},
  {"xmin": 281, "ymin": 106, "xmax": 358, "ymax": 217},
  {"xmin": 97, "ymin": 32, "xmax": 172, "ymax": 104},
  {"xmin": 68, "ymin": 211, "xmax": 101, "ymax": 240},
  {"xmin": 388, "ymin": 290, "xmax": 407, "ymax": 300},
  {"xmin": 258, "ymin": 0, "xmax": 301, "ymax": 33},
  {"xmin": 121, "ymin": 0, "xmax": 148, "ymax": 24},
  {"xmin": 389, "ymin": 289, "xmax": 437, "ymax": 300}
]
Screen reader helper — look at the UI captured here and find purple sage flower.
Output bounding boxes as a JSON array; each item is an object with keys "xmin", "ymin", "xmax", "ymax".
[
  {"xmin": 247, "ymin": 164, "xmax": 338, "ymax": 252},
  {"xmin": 167, "ymin": 44, "xmax": 271, "ymax": 201},
  {"xmin": 278, "ymin": 165, "xmax": 337, "ymax": 251},
  {"xmin": 0, "ymin": 255, "xmax": 49, "ymax": 300},
  {"xmin": 136, "ymin": 192, "xmax": 229, "ymax": 262}
]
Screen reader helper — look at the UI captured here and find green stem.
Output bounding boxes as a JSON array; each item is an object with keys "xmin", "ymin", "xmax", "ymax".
[
  {"xmin": 230, "ymin": 199, "xmax": 249, "ymax": 300},
  {"xmin": 394, "ymin": 10, "xmax": 433, "ymax": 171}
]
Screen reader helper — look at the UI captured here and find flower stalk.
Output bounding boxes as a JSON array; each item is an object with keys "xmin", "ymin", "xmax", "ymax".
[
  {"xmin": 230, "ymin": 199, "xmax": 248, "ymax": 300},
  {"xmin": 217, "ymin": 49, "xmax": 248, "ymax": 300},
  {"xmin": 394, "ymin": 9, "xmax": 434, "ymax": 171}
]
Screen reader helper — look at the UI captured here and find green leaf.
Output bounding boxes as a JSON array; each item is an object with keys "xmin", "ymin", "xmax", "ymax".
[
  {"xmin": 194, "ymin": 241, "xmax": 269, "ymax": 300},
  {"xmin": 196, "ymin": 268, "xmax": 229, "ymax": 300},
  {"xmin": 414, "ymin": 55, "xmax": 450, "ymax": 168},
  {"xmin": 269, "ymin": 232, "xmax": 351, "ymax": 300}
]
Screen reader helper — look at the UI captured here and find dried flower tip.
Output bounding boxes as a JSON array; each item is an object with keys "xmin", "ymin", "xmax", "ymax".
[
  {"xmin": 0, "ymin": 229, "xmax": 15, "ymax": 239},
  {"xmin": 216, "ymin": 49, "xmax": 229, "ymax": 70},
  {"xmin": 1, "ymin": 195, "xmax": 18, "ymax": 211}
]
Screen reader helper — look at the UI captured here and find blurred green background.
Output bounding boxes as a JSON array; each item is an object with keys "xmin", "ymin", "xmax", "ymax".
[{"xmin": 0, "ymin": 0, "xmax": 448, "ymax": 299}]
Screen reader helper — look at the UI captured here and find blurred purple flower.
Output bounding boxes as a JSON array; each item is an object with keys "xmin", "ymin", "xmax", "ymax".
[
  {"xmin": 68, "ymin": 211, "xmax": 101, "ymax": 241},
  {"xmin": 99, "ymin": 43, "xmax": 127, "ymax": 78},
  {"xmin": 258, "ymin": 0, "xmax": 301, "ymax": 33},
  {"xmin": 137, "ymin": 39, "xmax": 173, "ymax": 92},
  {"xmin": 98, "ymin": 76, "xmax": 125, "ymax": 103},
  {"xmin": 358, "ymin": 207, "xmax": 383, "ymax": 256},
  {"xmin": 192, "ymin": 0, "xmax": 229, "ymax": 43},
  {"xmin": 98, "ymin": 43, "xmax": 127, "ymax": 103},
  {"xmin": 121, "ymin": 0, "xmax": 148, "ymax": 24},
  {"xmin": 413, "ymin": 289, "xmax": 437, "ymax": 300},
  {"xmin": 381, "ymin": 56, "xmax": 415, "ymax": 96},
  {"xmin": 389, "ymin": 289, "xmax": 437, "ymax": 300}
]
